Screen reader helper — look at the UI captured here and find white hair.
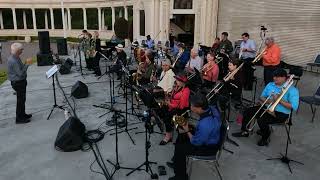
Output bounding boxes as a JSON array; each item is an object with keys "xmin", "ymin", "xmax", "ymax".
[
  {"xmin": 191, "ymin": 48, "xmax": 198, "ymax": 55},
  {"xmin": 11, "ymin": 43, "xmax": 23, "ymax": 54},
  {"xmin": 265, "ymin": 37, "xmax": 275, "ymax": 43}
]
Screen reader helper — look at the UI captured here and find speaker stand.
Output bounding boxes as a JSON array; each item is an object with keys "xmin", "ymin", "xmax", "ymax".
[{"xmin": 47, "ymin": 74, "xmax": 65, "ymax": 120}]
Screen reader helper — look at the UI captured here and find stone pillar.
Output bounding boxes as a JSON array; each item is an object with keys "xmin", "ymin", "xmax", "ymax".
[
  {"xmin": 199, "ymin": 1, "xmax": 207, "ymax": 46},
  {"xmin": 211, "ymin": 0, "xmax": 219, "ymax": 43},
  {"xmin": 12, "ymin": 8, "xmax": 17, "ymax": 30},
  {"xmin": 159, "ymin": 0, "xmax": 170, "ymax": 42},
  {"xmin": 67, "ymin": 8, "xmax": 71, "ymax": 30},
  {"xmin": 23, "ymin": 10, "xmax": 27, "ymax": 29},
  {"xmin": 124, "ymin": 6, "xmax": 128, "ymax": 20},
  {"xmin": 45, "ymin": 10, "xmax": 49, "ymax": 29},
  {"xmin": 101, "ymin": 9, "xmax": 105, "ymax": 30},
  {"xmin": 98, "ymin": 7, "xmax": 102, "ymax": 31},
  {"xmin": 32, "ymin": 8, "xmax": 37, "ymax": 30},
  {"xmin": 133, "ymin": 5, "xmax": 140, "ymax": 40},
  {"xmin": 83, "ymin": 8, "xmax": 87, "ymax": 30},
  {"xmin": 0, "ymin": 10, "xmax": 3, "ymax": 29},
  {"xmin": 111, "ymin": 7, "xmax": 115, "ymax": 31},
  {"xmin": 50, "ymin": 8, "xmax": 55, "ymax": 30}
]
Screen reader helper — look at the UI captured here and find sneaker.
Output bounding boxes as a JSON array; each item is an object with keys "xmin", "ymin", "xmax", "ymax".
[
  {"xmin": 257, "ymin": 138, "xmax": 270, "ymax": 146},
  {"xmin": 232, "ymin": 131, "xmax": 249, "ymax": 137},
  {"xmin": 24, "ymin": 114, "xmax": 32, "ymax": 119}
]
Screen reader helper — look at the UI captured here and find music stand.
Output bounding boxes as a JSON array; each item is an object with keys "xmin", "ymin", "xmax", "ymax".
[{"xmin": 46, "ymin": 65, "xmax": 65, "ymax": 120}]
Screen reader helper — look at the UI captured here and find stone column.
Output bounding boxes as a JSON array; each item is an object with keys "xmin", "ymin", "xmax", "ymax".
[
  {"xmin": 200, "ymin": 0, "xmax": 207, "ymax": 45},
  {"xmin": 50, "ymin": 8, "xmax": 55, "ymax": 30},
  {"xmin": 45, "ymin": 10, "xmax": 49, "ymax": 29},
  {"xmin": 133, "ymin": 5, "xmax": 140, "ymax": 39},
  {"xmin": 111, "ymin": 7, "xmax": 115, "ymax": 31},
  {"xmin": 159, "ymin": 0, "xmax": 170, "ymax": 42},
  {"xmin": 12, "ymin": 8, "xmax": 17, "ymax": 30},
  {"xmin": 101, "ymin": 9, "xmax": 105, "ymax": 30},
  {"xmin": 98, "ymin": 7, "xmax": 102, "ymax": 31},
  {"xmin": 23, "ymin": 10, "xmax": 27, "ymax": 29},
  {"xmin": 67, "ymin": 8, "xmax": 71, "ymax": 30},
  {"xmin": 0, "ymin": 10, "xmax": 3, "ymax": 29},
  {"xmin": 211, "ymin": 0, "xmax": 219, "ymax": 42},
  {"xmin": 124, "ymin": 6, "xmax": 128, "ymax": 20},
  {"xmin": 32, "ymin": 8, "xmax": 37, "ymax": 30},
  {"xmin": 83, "ymin": 8, "xmax": 87, "ymax": 30}
]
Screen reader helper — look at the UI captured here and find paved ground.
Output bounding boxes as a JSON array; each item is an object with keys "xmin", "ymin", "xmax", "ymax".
[{"xmin": 0, "ymin": 44, "xmax": 320, "ymax": 180}]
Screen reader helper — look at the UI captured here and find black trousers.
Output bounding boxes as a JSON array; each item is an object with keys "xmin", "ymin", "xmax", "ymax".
[
  {"xmin": 241, "ymin": 58, "xmax": 255, "ymax": 90},
  {"xmin": 11, "ymin": 80, "xmax": 27, "ymax": 120},
  {"xmin": 173, "ymin": 134, "xmax": 219, "ymax": 179},
  {"xmin": 93, "ymin": 54, "xmax": 101, "ymax": 75},
  {"xmin": 264, "ymin": 65, "xmax": 279, "ymax": 86},
  {"xmin": 157, "ymin": 108, "xmax": 186, "ymax": 133},
  {"xmin": 241, "ymin": 106, "xmax": 289, "ymax": 140}
]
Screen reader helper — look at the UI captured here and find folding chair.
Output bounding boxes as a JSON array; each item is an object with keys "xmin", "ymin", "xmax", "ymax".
[
  {"xmin": 186, "ymin": 121, "xmax": 228, "ymax": 180},
  {"xmin": 300, "ymin": 85, "xmax": 320, "ymax": 122},
  {"xmin": 306, "ymin": 53, "xmax": 320, "ymax": 72}
]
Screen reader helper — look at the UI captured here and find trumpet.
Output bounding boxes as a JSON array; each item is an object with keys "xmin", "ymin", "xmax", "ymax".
[
  {"xmin": 172, "ymin": 110, "xmax": 190, "ymax": 129},
  {"xmin": 246, "ymin": 75, "xmax": 294, "ymax": 131}
]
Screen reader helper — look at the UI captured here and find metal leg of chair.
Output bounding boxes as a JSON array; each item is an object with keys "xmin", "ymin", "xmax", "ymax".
[
  {"xmin": 214, "ymin": 161, "xmax": 223, "ymax": 180},
  {"xmin": 310, "ymin": 104, "xmax": 315, "ymax": 122},
  {"xmin": 188, "ymin": 159, "xmax": 194, "ymax": 180},
  {"xmin": 312, "ymin": 107, "xmax": 316, "ymax": 123}
]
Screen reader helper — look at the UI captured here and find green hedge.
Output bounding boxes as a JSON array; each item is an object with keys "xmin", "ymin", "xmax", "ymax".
[{"xmin": 0, "ymin": 70, "xmax": 7, "ymax": 85}]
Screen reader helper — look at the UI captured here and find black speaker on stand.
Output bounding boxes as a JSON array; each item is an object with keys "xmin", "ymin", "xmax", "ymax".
[
  {"xmin": 37, "ymin": 31, "xmax": 53, "ymax": 66},
  {"xmin": 57, "ymin": 38, "xmax": 68, "ymax": 55}
]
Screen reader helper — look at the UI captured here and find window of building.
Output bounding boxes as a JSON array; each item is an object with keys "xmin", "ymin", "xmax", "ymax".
[
  {"xmin": 174, "ymin": 0, "xmax": 193, "ymax": 9},
  {"xmin": 70, "ymin": 8, "xmax": 83, "ymax": 29},
  {"xmin": 140, "ymin": 10, "xmax": 145, "ymax": 36}
]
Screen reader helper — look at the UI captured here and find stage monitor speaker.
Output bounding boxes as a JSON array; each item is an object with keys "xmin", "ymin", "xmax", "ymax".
[
  {"xmin": 38, "ymin": 31, "xmax": 50, "ymax": 54},
  {"xmin": 65, "ymin": 58, "xmax": 73, "ymax": 67},
  {"xmin": 71, "ymin": 81, "xmax": 89, "ymax": 99},
  {"xmin": 59, "ymin": 61, "xmax": 71, "ymax": 75},
  {"xmin": 37, "ymin": 53, "xmax": 53, "ymax": 66},
  {"xmin": 56, "ymin": 38, "xmax": 68, "ymax": 55},
  {"xmin": 54, "ymin": 117, "xmax": 86, "ymax": 152}
]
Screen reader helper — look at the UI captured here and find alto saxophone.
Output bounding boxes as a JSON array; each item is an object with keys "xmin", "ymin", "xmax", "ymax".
[{"xmin": 172, "ymin": 110, "xmax": 190, "ymax": 129}]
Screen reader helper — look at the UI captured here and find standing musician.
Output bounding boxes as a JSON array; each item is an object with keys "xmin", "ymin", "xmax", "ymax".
[
  {"xmin": 211, "ymin": 37, "xmax": 221, "ymax": 54},
  {"xmin": 202, "ymin": 52, "xmax": 219, "ymax": 88},
  {"xmin": 218, "ymin": 32, "xmax": 233, "ymax": 55},
  {"xmin": 240, "ymin": 32, "xmax": 256, "ymax": 90},
  {"xmin": 146, "ymin": 35, "xmax": 155, "ymax": 49},
  {"xmin": 185, "ymin": 48, "xmax": 203, "ymax": 74},
  {"xmin": 232, "ymin": 69, "xmax": 299, "ymax": 146},
  {"xmin": 173, "ymin": 43, "xmax": 190, "ymax": 72},
  {"xmin": 262, "ymin": 37, "xmax": 281, "ymax": 86},
  {"xmin": 153, "ymin": 59, "xmax": 175, "ymax": 94},
  {"xmin": 92, "ymin": 31, "xmax": 102, "ymax": 76},
  {"xmin": 158, "ymin": 74, "xmax": 190, "ymax": 145},
  {"xmin": 168, "ymin": 93, "xmax": 221, "ymax": 180},
  {"xmin": 108, "ymin": 44, "xmax": 127, "ymax": 80}
]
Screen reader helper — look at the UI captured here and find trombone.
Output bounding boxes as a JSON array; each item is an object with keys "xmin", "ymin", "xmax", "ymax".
[
  {"xmin": 252, "ymin": 47, "xmax": 266, "ymax": 64},
  {"xmin": 187, "ymin": 57, "xmax": 223, "ymax": 80},
  {"xmin": 246, "ymin": 75, "xmax": 294, "ymax": 131},
  {"xmin": 206, "ymin": 62, "xmax": 244, "ymax": 101}
]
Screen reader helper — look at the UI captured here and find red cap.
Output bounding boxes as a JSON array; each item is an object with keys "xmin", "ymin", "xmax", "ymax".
[{"xmin": 174, "ymin": 75, "xmax": 188, "ymax": 83}]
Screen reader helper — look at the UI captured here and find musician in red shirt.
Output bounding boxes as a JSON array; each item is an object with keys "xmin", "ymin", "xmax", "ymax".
[
  {"xmin": 262, "ymin": 37, "xmax": 281, "ymax": 86},
  {"xmin": 159, "ymin": 74, "xmax": 190, "ymax": 145}
]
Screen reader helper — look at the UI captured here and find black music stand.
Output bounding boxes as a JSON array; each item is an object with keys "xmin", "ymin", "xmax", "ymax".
[
  {"xmin": 126, "ymin": 111, "xmax": 158, "ymax": 179},
  {"xmin": 266, "ymin": 110, "xmax": 303, "ymax": 173},
  {"xmin": 46, "ymin": 67, "xmax": 65, "ymax": 120}
]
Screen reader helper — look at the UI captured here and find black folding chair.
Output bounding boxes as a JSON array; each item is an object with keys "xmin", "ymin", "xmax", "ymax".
[{"xmin": 300, "ymin": 85, "xmax": 320, "ymax": 122}]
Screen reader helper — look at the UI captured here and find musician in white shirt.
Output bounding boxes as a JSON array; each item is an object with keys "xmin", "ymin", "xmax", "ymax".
[
  {"xmin": 155, "ymin": 59, "xmax": 175, "ymax": 93},
  {"xmin": 185, "ymin": 48, "xmax": 203, "ymax": 73}
]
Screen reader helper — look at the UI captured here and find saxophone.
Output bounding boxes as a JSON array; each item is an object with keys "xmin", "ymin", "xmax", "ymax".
[{"xmin": 172, "ymin": 110, "xmax": 190, "ymax": 129}]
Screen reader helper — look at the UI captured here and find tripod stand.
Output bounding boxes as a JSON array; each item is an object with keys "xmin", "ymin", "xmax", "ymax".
[
  {"xmin": 266, "ymin": 110, "xmax": 303, "ymax": 173},
  {"xmin": 107, "ymin": 110, "xmax": 138, "ymax": 179},
  {"xmin": 47, "ymin": 74, "xmax": 64, "ymax": 120},
  {"xmin": 126, "ymin": 110, "xmax": 158, "ymax": 179}
]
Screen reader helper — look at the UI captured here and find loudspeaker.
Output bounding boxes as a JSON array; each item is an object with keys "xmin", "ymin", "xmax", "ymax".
[
  {"xmin": 59, "ymin": 61, "xmax": 71, "ymax": 75},
  {"xmin": 71, "ymin": 81, "xmax": 89, "ymax": 99},
  {"xmin": 65, "ymin": 58, "xmax": 73, "ymax": 67},
  {"xmin": 37, "ymin": 53, "xmax": 53, "ymax": 66},
  {"xmin": 38, "ymin": 31, "xmax": 50, "ymax": 54},
  {"xmin": 57, "ymin": 38, "xmax": 68, "ymax": 55},
  {"xmin": 54, "ymin": 117, "xmax": 86, "ymax": 152}
]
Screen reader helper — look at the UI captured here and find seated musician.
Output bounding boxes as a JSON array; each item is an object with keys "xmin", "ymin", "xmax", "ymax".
[
  {"xmin": 153, "ymin": 59, "xmax": 175, "ymax": 95},
  {"xmin": 202, "ymin": 52, "xmax": 219, "ymax": 88},
  {"xmin": 168, "ymin": 93, "xmax": 221, "ymax": 180},
  {"xmin": 159, "ymin": 74, "xmax": 190, "ymax": 145},
  {"xmin": 232, "ymin": 68, "xmax": 299, "ymax": 146},
  {"xmin": 108, "ymin": 44, "xmax": 127, "ymax": 80},
  {"xmin": 185, "ymin": 48, "xmax": 203, "ymax": 74},
  {"xmin": 137, "ymin": 50, "xmax": 155, "ymax": 85},
  {"xmin": 219, "ymin": 59, "xmax": 243, "ymax": 102}
]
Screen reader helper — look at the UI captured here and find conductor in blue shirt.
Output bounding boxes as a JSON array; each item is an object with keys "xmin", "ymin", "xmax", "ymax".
[
  {"xmin": 169, "ymin": 93, "xmax": 221, "ymax": 180},
  {"xmin": 232, "ymin": 68, "xmax": 299, "ymax": 146}
]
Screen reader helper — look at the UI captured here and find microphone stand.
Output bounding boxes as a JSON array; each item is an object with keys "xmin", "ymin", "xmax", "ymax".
[{"xmin": 47, "ymin": 73, "xmax": 65, "ymax": 120}]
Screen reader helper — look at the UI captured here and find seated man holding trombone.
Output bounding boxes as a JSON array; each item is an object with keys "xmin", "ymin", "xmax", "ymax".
[{"xmin": 232, "ymin": 68, "xmax": 299, "ymax": 146}]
